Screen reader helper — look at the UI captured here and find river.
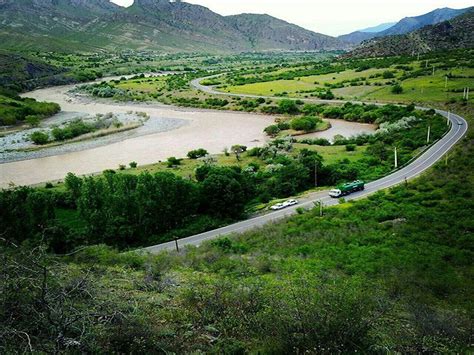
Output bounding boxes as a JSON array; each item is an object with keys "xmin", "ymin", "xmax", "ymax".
[{"xmin": 0, "ymin": 79, "xmax": 375, "ymax": 187}]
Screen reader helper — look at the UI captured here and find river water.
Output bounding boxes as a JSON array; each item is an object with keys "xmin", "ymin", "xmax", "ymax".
[{"xmin": 0, "ymin": 79, "xmax": 375, "ymax": 187}]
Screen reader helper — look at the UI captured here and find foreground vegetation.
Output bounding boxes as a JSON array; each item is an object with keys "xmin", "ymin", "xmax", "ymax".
[{"xmin": 1, "ymin": 102, "xmax": 472, "ymax": 353}]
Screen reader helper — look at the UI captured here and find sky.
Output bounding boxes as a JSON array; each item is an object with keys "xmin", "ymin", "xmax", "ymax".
[{"xmin": 110, "ymin": 0, "xmax": 473, "ymax": 36}]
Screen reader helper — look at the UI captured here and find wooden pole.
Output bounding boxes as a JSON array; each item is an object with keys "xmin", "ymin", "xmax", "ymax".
[{"xmin": 175, "ymin": 238, "xmax": 180, "ymax": 253}]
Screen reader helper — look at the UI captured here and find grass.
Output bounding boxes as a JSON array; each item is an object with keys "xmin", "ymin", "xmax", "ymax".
[
  {"xmin": 223, "ymin": 68, "xmax": 394, "ymax": 97},
  {"xmin": 223, "ymin": 65, "xmax": 473, "ymax": 104},
  {"xmin": 294, "ymin": 143, "xmax": 368, "ymax": 164},
  {"xmin": 363, "ymin": 69, "xmax": 474, "ymax": 103}
]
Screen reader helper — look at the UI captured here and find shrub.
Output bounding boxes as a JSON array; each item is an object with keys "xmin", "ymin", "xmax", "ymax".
[
  {"xmin": 278, "ymin": 99, "xmax": 300, "ymax": 114},
  {"xmin": 187, "ymin": 148, "xmax": 209, "ymax": 159},
  {"xmin": 119, "ymin": 164, "xmax": 126, "ymax": 170},
  {"xmin": 382, "ymin": 71, "xmax": 395, "ymax": 79},
  {"xmin": 129, "ymin": 161, "xmax": 138, "ymax": 168},
  {"xmin": 291, "ymin": 116, "xmax": 320, "ymax": 132},
  {"xmin": 26, "ymin": 115, "xmax": 40, "ymax": 127},
  {"xmin": 392, "ymin": 84, "xmax": 404, "ymax": 94},
  {"xmin": 167, "ymin": 157, "xmax": 182, "ymax": 167},
  {"xmin": 264, "ymin": 125, "xmax": 281, "ymax": 137},
  {"xmin": 277, "ymin": 121, "xmax": 290, "ymax": 130},
  {"xmin": 346, "ymin": 144, "xmax": 356, "ymax": 152},
  {"xmin": 30, "ymin": 131, "xmax": 50, "ymax": 145}
]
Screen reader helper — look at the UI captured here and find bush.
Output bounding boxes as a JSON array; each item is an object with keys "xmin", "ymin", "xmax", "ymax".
[
  {"xmin": 167, "ymin": 157, "xmax": 182, "ymax": 167},
  {"xmin": 30, "ymin": 131, "xmax": 49, "ymax": 145},
  {"xmin": 392, "ymin": 84, "xmax": 404, "ymax": 94},
  {"xmin": 346, "ymin": 144, "xmax": 356, "ymax": 152},
  {"xmin": 382, "ymin": 71, "xmax": 395, "ymax": 79},
  {"xmin": 264, "ymin": 125, "xmax": 280, "ymax": 137},
  {"xmin": 187, "ymin": 148, "xmax": 209, "ymax": 159},
  {"xmin": 291, "ymin": 116, "xmax": 320, "ymax": 132},
  {"xmin": 277, "ymin": 121, "xmax": 290, "ymax": 130},
  {"xmin": 278, "ymin": 99, "xmax": 300, "ymax": 114},
  {"xmin": 129, "ymin": 161, "xmax": 138, "ymax": 168}
]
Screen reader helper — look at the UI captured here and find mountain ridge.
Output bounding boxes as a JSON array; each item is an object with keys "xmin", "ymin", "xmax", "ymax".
[
  {"xmin": 0, "ymin": 0, "xmax": 348, "ymax": 52},
  {"xmin": 348, "ymin": 9, "xmax": 474, "ymax": 58},
  {"xmin": 339, "ymin": 7, "xmax": 471, "ymax": 45}
]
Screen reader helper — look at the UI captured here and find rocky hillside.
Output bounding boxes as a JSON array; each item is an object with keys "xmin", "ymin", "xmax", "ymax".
[
  {"xmin": 339, "ymin": 7, "xmax": 471, "ymax": 45},
  {"xmin": 0, "ymin": 0, "xmax": 347, "ymax": 52},
  {"xmin": 348, "ymin": 10, "xmax": 474, "ymax": 58},
  {"xmin": 227, "ymin": 14, "xmax": 343, "ymax": 51}
]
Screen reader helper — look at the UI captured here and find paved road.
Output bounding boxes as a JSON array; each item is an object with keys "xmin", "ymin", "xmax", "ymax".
[{"xmin": 142, "ymin": 77, "xmax": 468, "ymax": 254}]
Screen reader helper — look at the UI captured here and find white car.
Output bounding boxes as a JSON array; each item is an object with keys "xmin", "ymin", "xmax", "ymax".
[
  {"xmin": 283, "ymin": 199, "xmax": 299, "ymax": 207},
  {"xmin": 270, "ymin": 203, "xmax": 285, "ymax": 210},
  {"xmin": 271, "ymin": 199, "xmax": 299, "ymax": 211}
]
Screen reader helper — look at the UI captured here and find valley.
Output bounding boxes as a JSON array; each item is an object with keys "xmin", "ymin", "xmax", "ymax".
[{"xmin": 0, "ymin": 1, "xmax": 473, "ymax": 354}]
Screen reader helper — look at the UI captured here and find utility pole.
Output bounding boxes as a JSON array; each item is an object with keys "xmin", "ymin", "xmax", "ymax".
[
  {"xmin": 432, "ymin": 66, "xmax": 435, "ymax": 76},
  {"xmin": 314, "ymin": 161, "xmax": 318, "ymax": 187},
  {"xmin": 417, "ymin": 53, "xmax": 420, "ymax": 61},
  {"xmin": 174, "ymin": 238, "xmax": 180, "ymax": 253},
  {"xmin": 318, "ymin": 200, "xmax": 323, "ymax": 217},
  {"xmin": 445, "ymin": 76, "xmax": 448, "ymax": 89},
  {"xmin": 427, "ymin": 125, "xmax": 431, "ymax": 144},
  {"xmin": 394, "ymin": 147, "xmax": 398, "ymax": 169},
  {"xmin": 447, "ymin": 111, "xmax": 451, "ymax": 126},
  {"xmin": 425, "ymin": 60, "xmax": 428, "ymax": 68}
]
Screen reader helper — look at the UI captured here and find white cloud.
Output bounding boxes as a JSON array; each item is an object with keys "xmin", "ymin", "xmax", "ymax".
[{"xmin": 110, "ymin": 0, "xmax": 473, "ymax": 36}]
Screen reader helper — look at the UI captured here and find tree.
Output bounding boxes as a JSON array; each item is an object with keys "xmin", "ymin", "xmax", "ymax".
[
  {"xmin": 231, "ymin": 145, "xmax": 247, "ymax": 161},
  {"xmin": 65, "ymin": 173, "xmax": 83, "ymax": 200},
  {"xmin": 200, "ymin": 167, "xmax": 249, "ymax": 218},
  {"xmin": 392, "ymin": 84, "xmax": 404, "ymax": 94},
  {"xmin": 278, "ymin": 99, "xmax": 300, "ymax": 114}
]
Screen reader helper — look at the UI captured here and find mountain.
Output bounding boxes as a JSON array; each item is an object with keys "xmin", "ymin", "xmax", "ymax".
[
  {"xmin": 358, "ymin": 22, "xmax": 396, "ymax": 33},
  {"xmin": 0, "ymin": 0, "xmax": 347, "ymax": 53},
  {"xmin": 339, "ymin": 7, "xmax": 471, "ymax": 45},
  {"xmin": 347, "ymin": 10, "xmax": 474, "ymax": 58},
  {"xmin": 227, "ymin": 14, "xmax": 343, "ymax": 51},
  {"xmin": 379, "ymin": 7, "xmax": 471, "ymax": 36}
]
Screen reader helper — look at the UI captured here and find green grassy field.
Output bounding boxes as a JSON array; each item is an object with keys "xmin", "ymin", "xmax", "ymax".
[
  {"xmin": 363, "ymin": 69, "xmax": 474, "ymax": 103},
  {"xmin": 222, "ymin": 64, "xmax": 473, "ymax": 104},
  {"xmin": 222, "ymin": 68, "xmax": 393, "ymax": 96}
]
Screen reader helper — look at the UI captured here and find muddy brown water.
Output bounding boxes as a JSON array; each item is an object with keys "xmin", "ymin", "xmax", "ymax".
[{"xmin": 0, "ymin": 81, "xmax": 375, "ymax": 187}]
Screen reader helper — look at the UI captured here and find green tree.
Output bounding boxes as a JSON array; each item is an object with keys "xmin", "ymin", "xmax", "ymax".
[
  {"xmin": 278, "ymin": 99, "xmax": 299, "ymax": 114},
  {"xmin": 231, "ymin": 145, "xmax": 247, "ymax": 161}
]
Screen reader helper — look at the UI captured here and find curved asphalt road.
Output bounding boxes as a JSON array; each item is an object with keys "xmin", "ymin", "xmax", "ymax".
[{"xmin": 142, "ymin": 77, "xmax": 468, "ymax": 254}]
